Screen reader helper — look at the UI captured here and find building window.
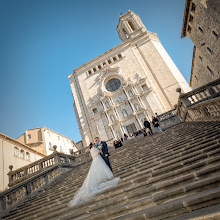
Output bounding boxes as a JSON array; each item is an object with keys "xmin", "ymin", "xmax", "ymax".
[
  {"xmin": 189, "ymin": 14, "xmax": 194, "ymax": 23},
  {"xmin": 118, "ymin": 54, "xmax": 122, "ymax": 59},
  {"xmin": 20, "ymin": 150, "xmax": 24, "ymax": 159},
  {"xmin": 212, "ymin": 30, "xmax": 218, "ymax": 38},
  {"xmin": 88, "ymin": 70, "xmax": 92, "ymax": 75},
  {"xmin": 14, "ymin": 147, "xmax": 18, "ymax": 156},
  {"xmin": 102, "ymin": 62, "xmax": 106, "ymax": 67},
  {"xmin": 198, "ymin": 27, "xmax": 203, "ymax": 33},
  {"xmin": 191, "ymin": 2, "xmax": 196, "ymax": 11},
  {"xmin": 106, "ymin": 78, "xmax": 121, "ymax": 92},
  {"xmin": 26, "ymin": 152, "xmax": 30, "ymax": 161},
  {"xmin": 128, "ymin": 21, "xmax": 135, "ymax": 31},
  {"xmin": 47, "ymin": 132, "xmax": 50, "ymax": 136},
  {"xmin": 108, "ymin": 59, "xmax": 111, "ymax": 64},
  {"xmin": 28, "ymin": 134, "xmax": 31, "ymax": 139},
  {"xmin": 49, "ymin": 142, "xmax": 52, "ymax": 149},
  {"xmin": 93, "ymin": 67, "xmax": 97, "ymax": 72},
  {"xmin": 207, "ymin": 47, "xmax": 212, "ymax": 54},
  {"xmin": 92, "ymin": 108, "xmax": 98, "ymax": 114},
  {"xmin": 207, "ymin": 66, "xmax": 214, "ymax": 75},
  {"xmin": 141, "ymin": 84, "xmax": 148, "ymax": 91},
  {"xmin": 113, "ymin": 57, "xmax": 117, "ymax": 62},
  {"xmin": 187, "ymin": 25, "xmax": 192, "ymax": 33},
  {"xmin": 98, "ymin": 65, "xmax": 101, "ymax": 70}
]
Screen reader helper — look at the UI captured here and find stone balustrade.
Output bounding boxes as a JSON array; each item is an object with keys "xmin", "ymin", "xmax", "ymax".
[
  {"xmin": 176, "ymin": 78, "xmax": 220, "ymax": 122},
  {"xmin": 156, "ymin": 109, "xmax": 181, "ymax": 130},
  {"xmin": 72, "ymin": 146, "xmax": 90, "ymax": 156},
  {"xmin": 185, "ymin": 97, "xmax": 220, "ymax": 122},
  {"xmin": 0, "ymin": 146, "xmax": 91, "ymax": 214}
]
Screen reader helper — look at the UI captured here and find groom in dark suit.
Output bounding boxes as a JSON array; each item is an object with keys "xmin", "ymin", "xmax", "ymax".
[{"xmin": 94, "ymin": 137, "xmax": 113, "ymax": 171}]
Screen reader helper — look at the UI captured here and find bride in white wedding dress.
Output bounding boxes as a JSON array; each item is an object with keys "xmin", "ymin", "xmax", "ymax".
[{"xmin": 68, "ymin": 144, "xmax": 120, "ymax": 207}]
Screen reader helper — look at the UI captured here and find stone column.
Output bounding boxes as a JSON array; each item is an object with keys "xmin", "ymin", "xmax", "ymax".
[
  {"xmin": 110, "ymin": 126, "xmax": 117, "ymax": 139},
  {"xmin": 135, "ymin": 115, "xmax": 142, "ymax": 129}
]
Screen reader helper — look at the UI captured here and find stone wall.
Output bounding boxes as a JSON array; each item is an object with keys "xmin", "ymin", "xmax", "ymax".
[{"xmin": 183, "ymin": 0, "xmax": 220, "ymax": 88}]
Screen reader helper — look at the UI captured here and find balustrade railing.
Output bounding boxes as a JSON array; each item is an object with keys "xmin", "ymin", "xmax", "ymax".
[
  {"xmin": 176, "ymin": 78, "xmax": 220, "ymax": 122},
  {"xmin": 185, "ymin": 97, "xmax": 220, "ymax": 122},
  {"xmin": 157, "ymin": 109, "xmax": 177, "ymax": 122},
  {"xmin": 0, "ymin": 146, "xmax": 91, "ymax": 214}
]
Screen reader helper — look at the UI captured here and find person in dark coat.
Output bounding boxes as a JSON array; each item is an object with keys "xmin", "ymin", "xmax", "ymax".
[
  {"xmin": 113, "ymin": 140, "xmax": 119, "ymax": 149},
  {"xmin": 143, "ymin": 118, "xmax": 153, "ymax": 135},
  {"xmin": 152, "ymin": 116, "xmax": 162, "ymax": 132},
  {"xmin": 117, "ymin": 139, "xmax": 123, "ymax": 147},
  {"xmin": 95, "ymin": 137, "xmax": 113, "ymax": 171}
]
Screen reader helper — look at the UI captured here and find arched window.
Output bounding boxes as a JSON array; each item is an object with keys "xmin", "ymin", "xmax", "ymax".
[
  {"xmin": 128, "ymin": 21, "xmax": 135, "ymax": 31},
  {"xmin": 14, "ymin": 147, "xmax": 18, "ymax": 156},
  {"xmin": 26, "ymin": 152, "xmax": 30, "ymax": 160},
  {"xmin": 20, "ymin": 150, "xmax": 24, "ymax": 159},
  {"xmin": 122, "ymin": 109, "xmax": 128, "ymax": 117},
  {"xmin": 110, "ymin": 115, "xmax": 115, "ymax": 122},
  {"xmin": 128, "ymin": 90, "xmax": 133, "ymax": 97},
  {"xmin": 105, "ymin": 101, "xmax": 110, "ymax": 108}
]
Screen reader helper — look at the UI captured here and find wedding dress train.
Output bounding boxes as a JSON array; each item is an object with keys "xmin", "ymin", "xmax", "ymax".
[{"xmin": 68, "ymin": 147, "xmax": 120, "ymax": 207}]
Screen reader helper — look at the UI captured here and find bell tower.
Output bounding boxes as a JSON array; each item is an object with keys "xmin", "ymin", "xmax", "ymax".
[{"xmin": 117, "ymin": 10, "xmax": 147, "ymax": 41}]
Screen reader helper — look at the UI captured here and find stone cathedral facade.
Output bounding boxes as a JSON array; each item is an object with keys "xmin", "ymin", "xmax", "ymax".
[{"xmin": 69, "ymin": 10, "xmax": 191, "ymax": 146}]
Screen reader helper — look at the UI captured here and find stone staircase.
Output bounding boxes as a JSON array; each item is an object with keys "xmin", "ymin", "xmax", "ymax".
[{"xmin": 1, "ymin": 121, "xmax": 220, "ymax": 220}]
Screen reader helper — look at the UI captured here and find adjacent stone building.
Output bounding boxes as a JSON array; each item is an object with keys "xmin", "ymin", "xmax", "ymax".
[
  {"xmin": 69, "ymin": 10, "xmax": 191, "ymax": 147},
  {"xmin": 181, "ymin": 0, "xmax": 220, "ymax": 88},
  {"xmin": 16, "ymin": 127, "xmax": 78, "ymax": 156},
  {"xmin": 0, "ymin": 133, "xmax": 44, "ymax": 192}
]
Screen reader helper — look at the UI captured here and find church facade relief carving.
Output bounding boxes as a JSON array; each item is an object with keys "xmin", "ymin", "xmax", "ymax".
[{"xmin": 69, "ymin": 10, "xmax": 191, "ymax": 146}]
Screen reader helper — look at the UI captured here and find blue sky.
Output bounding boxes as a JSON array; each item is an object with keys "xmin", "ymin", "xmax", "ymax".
[{"xmin": 0, "ymin": 0, "xmax": 193, "ymax": 143}]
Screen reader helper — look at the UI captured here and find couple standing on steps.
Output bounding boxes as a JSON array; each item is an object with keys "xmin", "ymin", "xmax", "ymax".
[{"xmin": 68, "ymin": 137, "xmax": 120, "ymax": 207}]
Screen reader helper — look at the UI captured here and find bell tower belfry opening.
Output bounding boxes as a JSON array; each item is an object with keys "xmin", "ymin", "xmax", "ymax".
[{"xmin": 117, "ymin": 10, "xmax": 147, "ymax": 41}]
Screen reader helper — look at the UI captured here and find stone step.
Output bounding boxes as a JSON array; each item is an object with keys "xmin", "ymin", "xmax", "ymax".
[
  {"xmin": 105, "ymin": 187, "xmax": 220, "ymax": 220},
  {"xmin": 167, "ymin": 203, "xmax": 220, "ymax": 220},
  {"xmin": 6, "ymin": 132, "xmax": 219, "ymax": 217},
  {"xmin": 13, "ymin": 134, "xmax": 218, "ymax": 211},
  {"xmin": 2, "ymin": 121, "xmax": 220, "ymax": 220},
  {"xmin": 5, "ymin": 154, "xmax": 220, "ymax": 220}
]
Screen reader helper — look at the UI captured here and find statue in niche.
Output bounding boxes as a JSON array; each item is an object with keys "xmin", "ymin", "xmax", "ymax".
[
  {"xmin": 134, "ymin": 103, "xmax": 140, "ymax": 111},
  {"xmin": 110, "ymin": 115, "xmax": 115, "ymax": 122},
  {"xmin": 122, "ymin": 109, "xmax": 128, "ymax": 117},
  {"xmin": 105, "ymin": 101, "xmax": 110, "ymax": 108}
]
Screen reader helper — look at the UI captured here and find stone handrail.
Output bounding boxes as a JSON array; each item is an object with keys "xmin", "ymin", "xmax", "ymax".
[
  {"xmin": 0, "ymin": 146, "xmax": 91, "ymax": 214},
  {"xmin": 7, "ymin": 146, "xmax": 77, "ymax": 187},
  {"xmin": 72, "ymin": 146, "xmax": 90, "ymax": 156},
  {"xmin": 176, "ymin": 78, "xmax": 220, "ymax": 122},
  {"xmin": 184, "ymin": 97, "xmax": 220, "ymax": 122},
  {"xmin": 157, "ymin": 109, "xmax": 177, "ymax": 122}
]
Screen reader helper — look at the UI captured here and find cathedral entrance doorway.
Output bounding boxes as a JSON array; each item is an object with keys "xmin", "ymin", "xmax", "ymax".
[{"xmin": 126, "ymin": 123, "xmax": 137, "ymax": 136}]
